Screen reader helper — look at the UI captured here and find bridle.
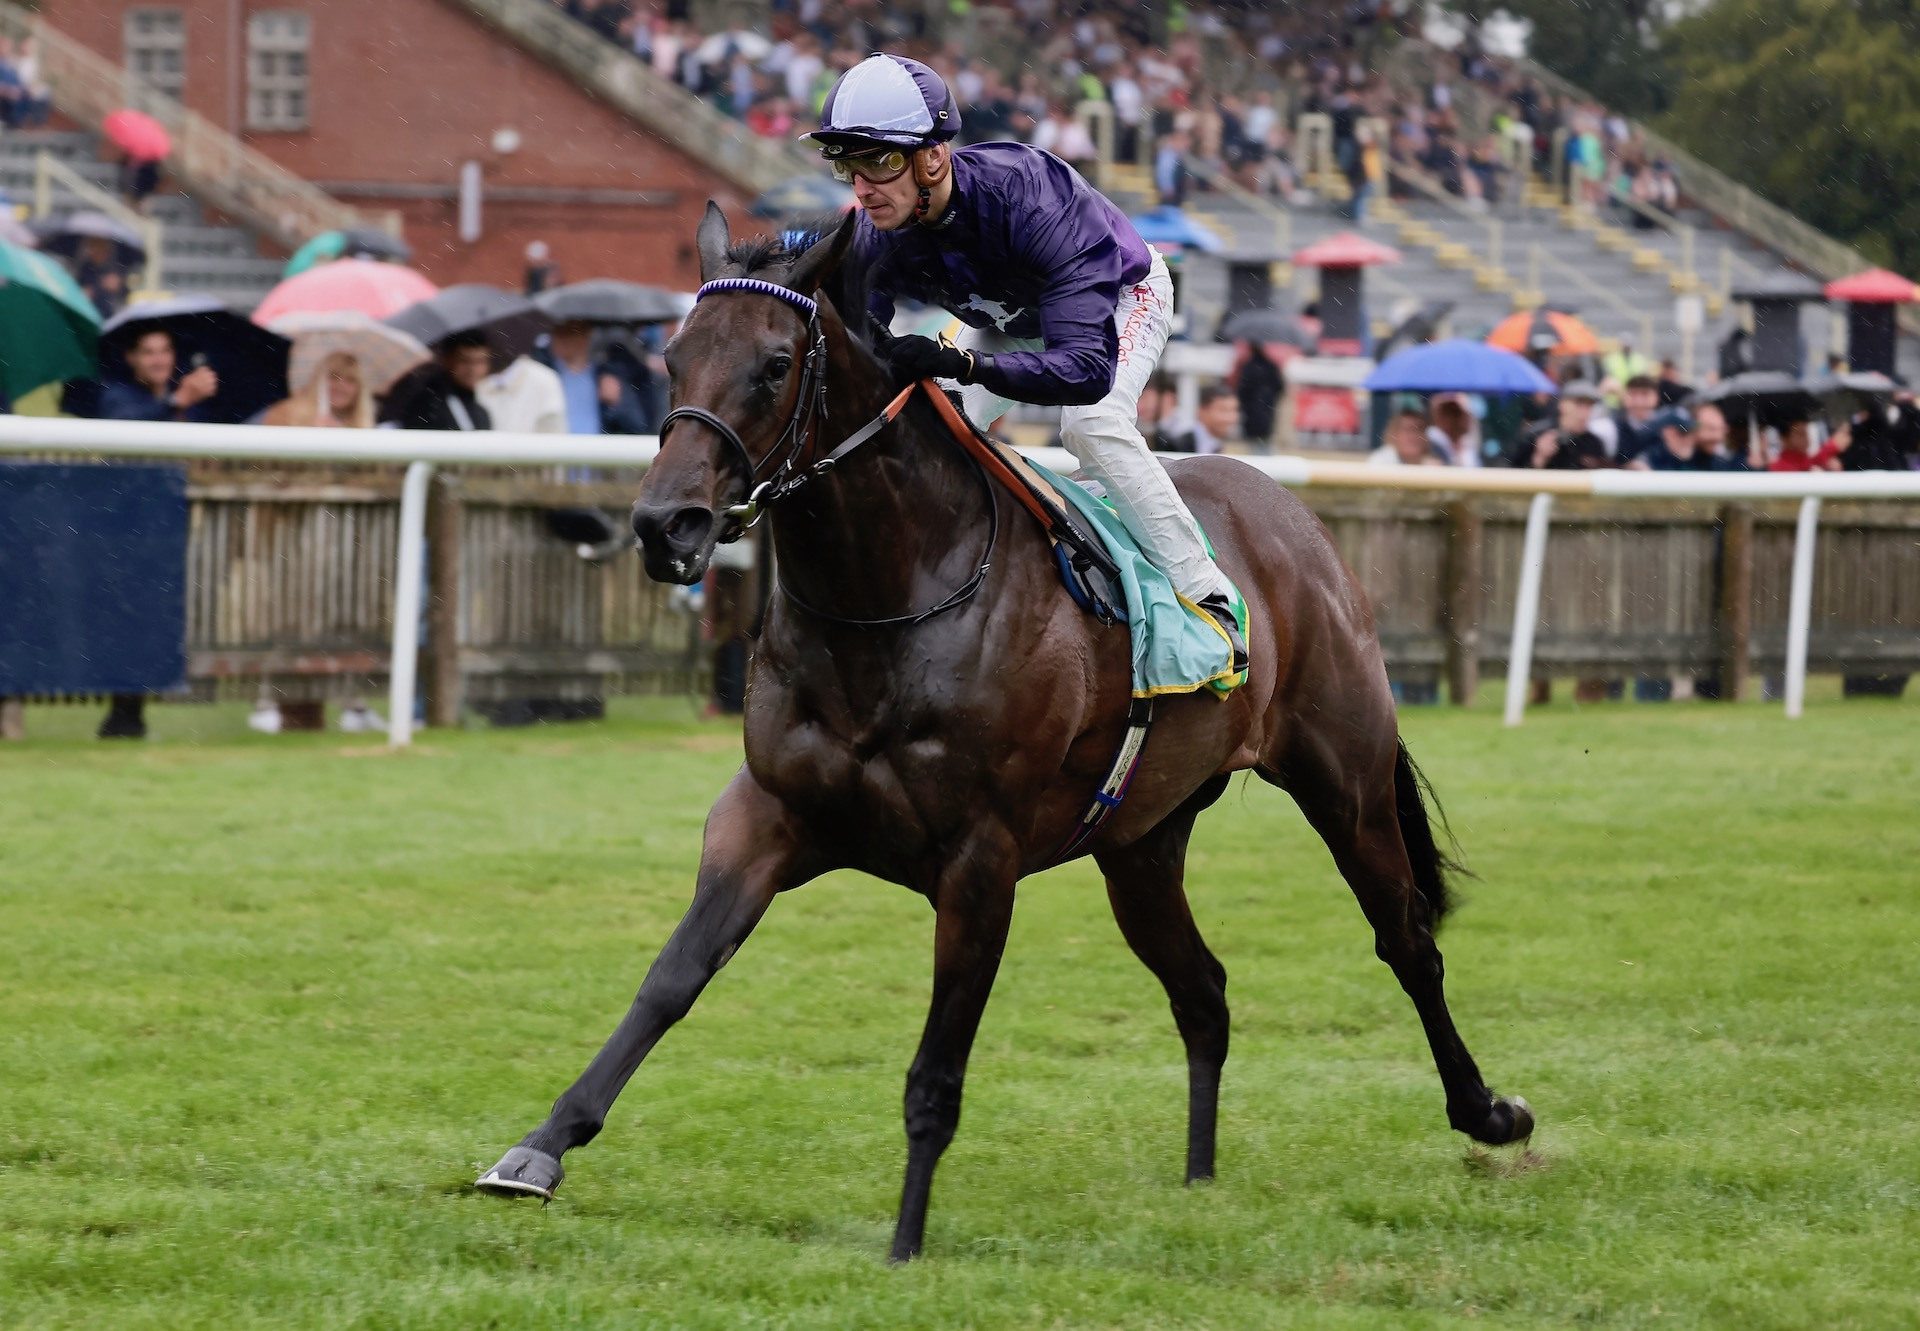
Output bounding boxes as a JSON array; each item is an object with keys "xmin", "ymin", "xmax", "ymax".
[{"xmin": 654, "ymin": 276, "xmax": 997, "ymax": 628}]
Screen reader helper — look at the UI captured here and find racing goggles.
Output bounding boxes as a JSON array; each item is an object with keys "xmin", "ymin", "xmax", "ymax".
[{"xmin": 828, "ymin": 148, "xmax": 912, "ymax": 185}]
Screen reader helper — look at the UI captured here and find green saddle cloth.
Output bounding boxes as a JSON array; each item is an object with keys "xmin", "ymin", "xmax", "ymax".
[{"xmin": 1028, "ymin": 458, "xmax": 1248, "ymax": 699}]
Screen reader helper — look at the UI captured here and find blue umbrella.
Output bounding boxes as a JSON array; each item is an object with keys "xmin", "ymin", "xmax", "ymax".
[
  {"xmin": 1364, "ymin": 339, "xmax": 1556, "ymax": 395},
  {"xmin": 1128, "ymin": 207, "xmax": 1224, "ymax": 253}
]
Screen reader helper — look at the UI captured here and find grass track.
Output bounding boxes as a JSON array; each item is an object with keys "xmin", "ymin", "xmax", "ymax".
[{"xmin": 3, "ymin": 693, "xmax": 1917, "ymax": 1329}]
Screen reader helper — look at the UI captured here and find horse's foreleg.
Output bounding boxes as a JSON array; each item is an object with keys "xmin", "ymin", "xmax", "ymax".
[
  {"xmin": 477, "ymin": 769, "xmax": 814, "ymax": 1200},
  {"xmin": 889, "ymin": 841, "xmax": 1017, "ymax": 1263},
  {"xmin": 1096, "ymin": 775, "xmax": 1232, "ymax": 1184}
]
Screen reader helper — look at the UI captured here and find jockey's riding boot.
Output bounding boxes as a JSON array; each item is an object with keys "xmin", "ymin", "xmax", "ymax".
[{"xmin": 1197, "ymin": 592, "xmax": 1249, "ymax": 675}]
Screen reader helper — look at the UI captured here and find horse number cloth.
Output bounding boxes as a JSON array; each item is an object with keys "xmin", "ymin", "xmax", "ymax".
[{"xmin": 1027, "ymin": 456, "xmax": 1248, "ymax": 698}]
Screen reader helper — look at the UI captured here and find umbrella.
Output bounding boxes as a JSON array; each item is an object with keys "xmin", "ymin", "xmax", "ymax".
[
  {"xmin": 1128, "ymin": 207, "xmax": 1225, "ymax": 254},
  {"xmin": 1698, "ymin": 371, "xmax": 1819, "ymax": 431},
  {"xmin": 265, "ymin": 309, "xmax": 430, "ymax": 394},
  {"xmin": 694, "ymin": 30, "xmax": 773, "ymax": 63},
  {"xmin": 751, "ymin": 175, "xmax": 856, "ymax": 219},
  {"xmin": 385, "ymin": 284, "xmax": 550, "ymax": 363},
  {"xmin": 1488, "ymin": 308, "xmax": 1602, "ymax": 357},
  {"xmin": 534, "ymin": 279, "xmax": 683, "ymax": 326},
  {"xmin": 1364, "ymin": 339, "xmax": 1557, "ymax": 395},
  {"xmin": 282, "ymin": 228, "xmax": 414, "ymax": 279},
  {"xmin": 35, "ymin": 211, "xmax": 148, "ymax": 267},
  {"xmin": 1804, "ymin": 369, "xmax": 1899, "ymax": 420},
  {"xmin": 252, "ymin": 257, "xmax": 440, "ymax": 325},
  {"xmin": 102, "ymin": 109, "xmax": 173, "ymax": 163},
  {"xmin": 0, "ymin": 240, "xmax": 101, "ymax": 400},
  {"xmin": 100, "ymin": 294, "xmax": 291, "ymax": 424},
  {"xmin": 0, "ymin": 210, "xmax": 38, "ymax": 249},
  {"xmin": 1218, "ymin": 308, "xmax": 1314, "ymax": 349}
]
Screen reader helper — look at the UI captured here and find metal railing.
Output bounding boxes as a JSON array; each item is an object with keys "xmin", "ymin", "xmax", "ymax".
[
  {"xmin": 32, "ymin": 150, "xmax": 164, "ymax": 291},
  {"xmin": 0, "ymin": 2, "xmax": 377, "ymax": 251},
  {"xmin": 1525, "ymin": 241, "xmax": 1656, "ymax": 354},
  {"xmin": 11, "ymin": 416, "xmax": 1911, "ymax": 736},
  {"xmin": 451, "ymin": 0, "xmax": 818, "ymax": 194}
]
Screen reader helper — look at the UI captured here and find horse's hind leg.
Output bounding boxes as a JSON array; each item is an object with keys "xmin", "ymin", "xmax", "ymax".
[
  {"xmin": 1096, "ymin": 775, "xmax": 1232, "ymax": 1184},
  {"xmin": 1264, "ymin": 736, "xmax": 1532, "ymax": 1147},
  {"xmin": 477, "ymin": 768, "xmax": 815, "ymax": 1200}
]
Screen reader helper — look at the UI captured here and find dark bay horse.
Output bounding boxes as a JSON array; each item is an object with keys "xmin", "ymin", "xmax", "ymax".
[{"xmin": 477, "ymin": 204, "xmax": 1532, "ymax": 1260}]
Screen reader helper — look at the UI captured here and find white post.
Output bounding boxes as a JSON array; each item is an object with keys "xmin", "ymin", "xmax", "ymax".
[
  {"xmin": 387, "ymin": 461, "xmax": 434, "ymax": 747},
  {"xmin": 1784, "ymin": 495, "xmax": 1821, "ymax": 720},
  {"xmin": 1504, "ymin": 492, "xmax": 1555, "ymax": 727}
]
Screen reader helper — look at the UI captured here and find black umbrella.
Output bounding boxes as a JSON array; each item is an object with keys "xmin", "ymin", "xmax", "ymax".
[
  {"xmin": 534, "ymin": 279, "xmax": 683, "ymax": 326},
  {"xmin": 385, "ymin": 284, "xmax": 549, "ymax": 367},
  {"xmin": 1376, "ymin": 300, "xmax": 1456, "ymax": 359},
  {"xmin": 338, "ymin": 227, "xmax": 412, "ymax": 264},
  {"xmin": 750, "ymin": 174, "xmax": 854, "ymax": 219},
  {"xmin": 1804, "ymin": 369, "xmax": 1899, "ymax": 420},
  {"xmin": 1699, "ymin": 370, "xmax": 1819, "ymax": 427},
  {"xmin": 35, "ymin": 210, "xmax": 148, "ymax": 267},
  {"xmin": 99, "ymin": 294, "xmax": 291, "ymax": 424},
  {"xmin": 1217, "ymin": 308, "xmax": 1314, "ymax": 347}
]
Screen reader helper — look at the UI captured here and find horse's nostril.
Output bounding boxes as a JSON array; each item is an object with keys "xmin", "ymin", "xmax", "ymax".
[{"xmin": 666, "ymin": 508, "xmax": 713, "ymax": 547}]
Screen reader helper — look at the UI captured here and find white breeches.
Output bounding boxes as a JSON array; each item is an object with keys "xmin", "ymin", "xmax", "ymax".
[{"xmin": 942, "ymin": 251, "xmax": 1230, "ymax": 605}]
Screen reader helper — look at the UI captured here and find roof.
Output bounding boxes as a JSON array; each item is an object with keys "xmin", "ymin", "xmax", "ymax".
[
  {"xmin": 1824, "ymin": 268, "xmax": 1918, "ymax": 304},
  {"xmin": 1292, "ymin": 231, "xmax": 1402, "ymax": 268}
]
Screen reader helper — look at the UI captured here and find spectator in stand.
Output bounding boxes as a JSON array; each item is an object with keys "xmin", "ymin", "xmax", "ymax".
[
  {"xmin": 1233, "ymin": 342, "xmax": 1286, "ymax": 452},
  {"xmin": 1766, "ymin": 417, "xmax": 1846, "ymax": 472},
  {"xmin": 1629, "ymin": 407, "xmax": 1745, "ymax": 471},
  {"xmin": 261, "ymin": 351, "xmax": 375, "ymax": 428},
  {"xmin": 477, "ymin": 353, "xmax": 567, "ymax": 435},
  {"xmin": 1427, "ymin": 396, "xmax": 1478, "ymax": 466},
  {"xmin": 383, "ymin": 331, "xmax": 493, "ymax": 431},
  {"xmin": 1655, "ymin": 357, "xmax": 1690, "ymax": 407},
  {"xmin": 1154, "ymin": 128, "xmax": 1191, "ymax": 207},
  {"xmin": 1689, "ymin": 402, "xmax": 1761, "ymax": 470},
  {"xmin": 1370, "ymin": 407, "xmax": 1443, "ymax": 466},
  {"xmin": 72, "ymin": 236, "xmax": 130, "ymax": 320},
  {"xmin": 523, "ymin": 240, "xmax": 557, "ymax": 295},
  {"xmin": 1511, "ymin": 381, "xmax": 1611, "ymax": 469},
  {"xmin": 1160, "ymin": 383, "xmax": 1240, "ymax": 455},
  {"xmin": 1837, "ymin": 388, "xmax": 1920, "ymax": 471},
  {"xmin": 97, "ymin": 329, "xmax": 220, "ymax": 423},
  {"xmin": 1612, "ymin": 374, "xmax": 1664, "ymax": 465},
  {"xmin": 535, "ymin": 320, "xmax": 649, "ymax": 435}
]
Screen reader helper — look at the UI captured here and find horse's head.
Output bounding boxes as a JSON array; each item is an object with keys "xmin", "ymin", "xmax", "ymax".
[{"xmin": 632, "ymin": 201, "xmax": 856, "ymax": 585}]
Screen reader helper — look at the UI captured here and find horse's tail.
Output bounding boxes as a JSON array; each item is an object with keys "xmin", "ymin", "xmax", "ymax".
[{"xmin": 1393, "ymin": 738, "xmax": 1469, "ymax": 931}]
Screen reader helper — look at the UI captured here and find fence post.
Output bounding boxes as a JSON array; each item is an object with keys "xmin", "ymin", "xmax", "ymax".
[
  {"xmin": 1784, "ymin": 496, "xmax": 1821, "ymax": 719},
  {"xmin": 1442, "ymin": 499, "xmax": 1483, "ymax": 706},
  {"xmin": 1714, "ymin": 503, "xmax": 1752, "ymax": 701},
  {"xmin": 423, "ymin": 470, "xmax": 464, "ymax": 729},
  {"xmin": 1504, "ymin": 492, "xmax": 1555, "ymax": 727},
  {"xmin": 386, "ymin": 461, "xmax": 434, "ymax": 747}
]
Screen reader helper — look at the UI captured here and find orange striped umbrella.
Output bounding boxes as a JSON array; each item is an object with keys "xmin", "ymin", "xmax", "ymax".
[{"xmin": 1488, "ymin": 308, "xmax": 1602, "ymax": 357}]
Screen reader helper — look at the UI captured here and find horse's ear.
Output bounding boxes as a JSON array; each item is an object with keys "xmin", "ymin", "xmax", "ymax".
[
  {"xmin": 696, "ymin": 200, "xmax": 731, "ymax": 282},
  {"xmin": 784, "ymin": 210, "xmax": 857, "ymax": 298}
]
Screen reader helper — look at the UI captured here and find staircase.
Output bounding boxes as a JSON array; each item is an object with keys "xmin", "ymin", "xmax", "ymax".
[{"xmin": 0, "ymin": 129, "xmax": 286, "ymax": 309}]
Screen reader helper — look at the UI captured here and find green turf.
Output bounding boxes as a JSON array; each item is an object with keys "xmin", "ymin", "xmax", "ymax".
[{"xmin": 3, "ymin": 692, "xmax": 1917, "ymax": 1329}]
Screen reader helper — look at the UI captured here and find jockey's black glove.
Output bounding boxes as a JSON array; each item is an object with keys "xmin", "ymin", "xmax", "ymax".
[{"xmin": 885, "ymin": 334, "xmax": 975, "ymax": 387}]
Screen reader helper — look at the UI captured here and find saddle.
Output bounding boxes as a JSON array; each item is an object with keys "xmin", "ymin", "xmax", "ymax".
[{"xmin": 921, "ymin": 388, "xmax": 1129, "ymax": 625}]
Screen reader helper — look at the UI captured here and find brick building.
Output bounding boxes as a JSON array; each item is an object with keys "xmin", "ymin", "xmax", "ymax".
[{"xmin": 39, "ymin": 0, "xmax": 764, "ymax": 289}]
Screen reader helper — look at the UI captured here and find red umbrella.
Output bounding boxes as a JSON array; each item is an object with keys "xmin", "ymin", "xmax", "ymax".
[
  {"xmin": 252, "ymin": 257, "xmax": 440, "ymax": 325},
  {"xmin": 102, "ymin": 109, "xmax": 173, "ymax": 163}
]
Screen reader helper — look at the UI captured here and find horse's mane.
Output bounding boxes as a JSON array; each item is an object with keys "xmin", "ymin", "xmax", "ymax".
[{"xmin": 722, "ymin": 214, "xmax": 876, "ymax": 351}]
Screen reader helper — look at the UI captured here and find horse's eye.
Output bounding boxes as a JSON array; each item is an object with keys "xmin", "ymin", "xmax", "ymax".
[{"xmin": 765, "ymin": 357, "xmax": 793, "ymax": 380}]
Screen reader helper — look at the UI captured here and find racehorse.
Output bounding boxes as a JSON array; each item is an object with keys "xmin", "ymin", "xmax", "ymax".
[{"xmin": 477, "ymin": 203, "xmax": 1533, "ymax": 1261}]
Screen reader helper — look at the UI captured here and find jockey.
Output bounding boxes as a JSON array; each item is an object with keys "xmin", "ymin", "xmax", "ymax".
[{"xmin": 802, "ymin": 53, "xmax": 1246, "ymax": 668}]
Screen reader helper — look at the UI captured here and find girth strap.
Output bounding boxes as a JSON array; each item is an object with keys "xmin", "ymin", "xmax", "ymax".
[{"xmin": 1045, "ymin": 697, "xmax": 1155, "ymax": 867}]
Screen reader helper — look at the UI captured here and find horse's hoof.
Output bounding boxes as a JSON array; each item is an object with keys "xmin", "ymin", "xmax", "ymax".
[
  {"xmin": 1473, "ymin": 1095, "xmax": 1534, "ymax": 1146},
  {"xmin": 475, "ymin": 1146, "xmax": 564, "ymax": 1200}
]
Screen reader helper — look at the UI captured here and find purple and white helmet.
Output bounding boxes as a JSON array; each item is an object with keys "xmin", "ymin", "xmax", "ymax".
[{"xmin": 802, "ymin": 53, "xmax": 961, "ymax": 155}]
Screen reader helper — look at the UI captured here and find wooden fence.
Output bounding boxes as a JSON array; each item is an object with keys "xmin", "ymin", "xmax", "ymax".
[{"xmin": 164, "ymin": 467, "xmax": 1920, "ymax": 712}]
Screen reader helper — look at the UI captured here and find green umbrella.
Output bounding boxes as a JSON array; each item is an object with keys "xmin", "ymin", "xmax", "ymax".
[
  {"xmin": 283, "ymin": 228, "xmax": 412, "ymax": 278},
  {"xmin": 283, "ymin": 231, "xmax": 349, "ymax": 278},
  {"xmin": 0, "ymin": 241, "xmax": 101, "ymax": 401}
]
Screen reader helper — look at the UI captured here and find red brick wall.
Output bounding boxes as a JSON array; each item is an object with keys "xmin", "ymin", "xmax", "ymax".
[{"xmin": 41, "ymin": 0, "xmax": 759, "ymax": 289}]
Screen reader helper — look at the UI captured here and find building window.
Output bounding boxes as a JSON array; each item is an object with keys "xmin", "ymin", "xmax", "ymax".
[
  {"xmin": 247, "ymin": 12, "xmax": 311, "ymax": 132},
  {"xmin": 124, "ymin": 9, "xmax": 186, "ymax": 102}
]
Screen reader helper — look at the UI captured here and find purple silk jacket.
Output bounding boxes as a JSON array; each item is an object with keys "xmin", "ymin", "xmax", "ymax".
[{"xmin": 852, "ymin": 141, "xmax": 1154, "ymax": 406}]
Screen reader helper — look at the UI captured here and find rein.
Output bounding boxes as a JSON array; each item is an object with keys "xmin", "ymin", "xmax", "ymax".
[{"xmin": 660, "ymin": 277, "xmax": 998, "ymax": 629}]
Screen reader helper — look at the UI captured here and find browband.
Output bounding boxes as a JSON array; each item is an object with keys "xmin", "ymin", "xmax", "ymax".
[{"xmin": 695, "ymin": 277, "xmax": 819, "ymax": 319}]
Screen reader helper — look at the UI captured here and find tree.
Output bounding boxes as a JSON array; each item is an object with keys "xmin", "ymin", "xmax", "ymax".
[{"xmin": 1660, "ymin": 0, "xmax": 1920, "ymax": 274}]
